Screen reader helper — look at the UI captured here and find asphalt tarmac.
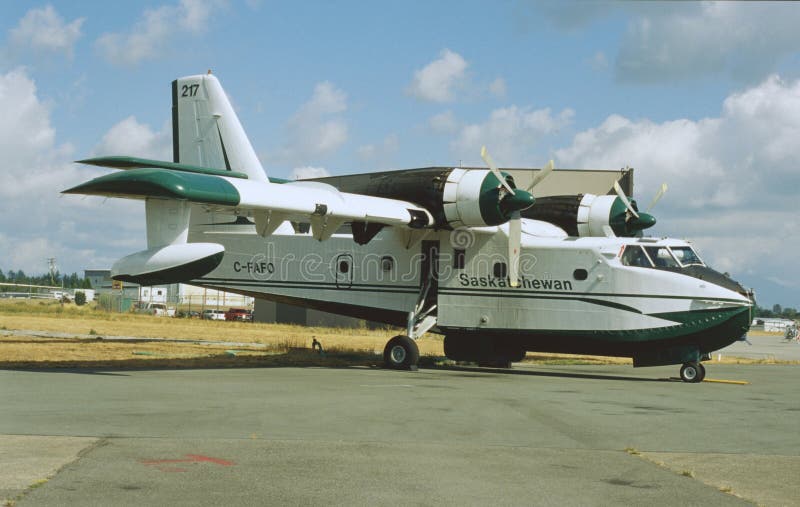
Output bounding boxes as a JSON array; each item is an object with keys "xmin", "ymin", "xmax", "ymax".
[{"xmin": 1, "ymin": 363, "xmax": 798, "ymax": 506}]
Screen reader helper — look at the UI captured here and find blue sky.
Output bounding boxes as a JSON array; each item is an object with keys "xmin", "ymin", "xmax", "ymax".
[{"xmin": 1, "ymin": 1, "xmax": 799, "ymax": 307}]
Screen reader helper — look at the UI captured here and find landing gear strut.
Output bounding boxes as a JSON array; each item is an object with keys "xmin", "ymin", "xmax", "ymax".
[
  {"xmin": 383, "ymin": 248, "xmax": 437, "ymax": 371},
  {"xmin": 679, "ymin": 361, "xmax": 706, "ymax": 383}
]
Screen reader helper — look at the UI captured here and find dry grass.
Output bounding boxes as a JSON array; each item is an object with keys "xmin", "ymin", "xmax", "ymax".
[
  {"xmin": 746, "ymin": 329, "xmax": 784, "ymax": 337},
  {"xmin": 0, "ymin": 299, "xmax": 438, "ymax": 368}
]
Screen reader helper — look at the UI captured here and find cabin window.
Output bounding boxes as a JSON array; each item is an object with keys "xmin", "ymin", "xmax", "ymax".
[
  {"xmin": 381, "ymin": 256, "xmax": 394, "ymax": 272},
  {"xmin": 621, "ymin": 246, "xmax": 653, "ymax": 268},
  {"xmin": 644, "ymin": 247, "xmax": 680, "ymax": 268},
  {"xmin": 339, "ymin": 260, "xmax": 349, "ymax": 274},
  {"xmin": 493, "ymin": 262, "xmax": 507, "ymax": 278},
  {"xmin": 573, "ymin": 269, "xmax": 588, "ymax": 281},
  {"xmin": 670, "ymin": 247, "xmax": 704, "ymax": 267},
  {"xmin": 453, "ymin": 249, "xmax": 465, "ymax": 269}
]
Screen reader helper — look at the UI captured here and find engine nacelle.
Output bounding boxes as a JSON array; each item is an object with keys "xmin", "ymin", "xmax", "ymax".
[
  {"xmin": 308, "ymin": 167, "xmax": 533, "ymax": 229},
  {"xmin": 522, "ymin": 194, "xmax": 656, "ymax": 237},
  {"xmin": 442, "ymin": 168, "xmax": 519, "ymax": 228}
]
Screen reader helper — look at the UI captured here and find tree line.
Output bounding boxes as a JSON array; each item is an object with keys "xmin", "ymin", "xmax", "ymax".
[
  {"xmin": 0, "ymin": 269, "xmax": 93, "ymax": 290},
  {"xmin": 754, "ymin": 304, "xmax": 798, "ymax": 320}
]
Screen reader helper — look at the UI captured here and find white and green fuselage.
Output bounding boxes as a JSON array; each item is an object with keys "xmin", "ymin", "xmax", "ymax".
[{"xmin": 189, "ymin": 216, "xmax": 752, "ymax": 366}]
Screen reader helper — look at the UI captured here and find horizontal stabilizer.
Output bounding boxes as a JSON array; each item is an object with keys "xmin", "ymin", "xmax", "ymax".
[
  {"xmin": 78, "ymin": 156, "xmax": 250, "ymax": 179},
  {"xmin": 63, "ymin": 168, "xmax": 240, "ymax": 205}
]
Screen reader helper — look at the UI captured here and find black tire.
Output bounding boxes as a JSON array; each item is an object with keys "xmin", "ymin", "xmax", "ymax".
[
  {"xmin": 383, "ymin": 335, "xmax": 419, "ymax": 370},
  {"xmin": 697, "ymin": 363, "xmax": 706, "ymax": 382},
  {"xmin": 680, "ymin": 362, "xmax": 702, "ymax": 383}
]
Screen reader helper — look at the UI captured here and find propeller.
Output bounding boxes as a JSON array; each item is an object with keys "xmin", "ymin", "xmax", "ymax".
[
  {"xmin": 612, "ymin": 180, "xmax": 661, "ymax": 235},
  {"xmin": 526, "ymin": 160, "xmax": 554, "ymax": 192},
  {"xmin": 480, "ymin": 147, "xmax": 552, "ymax": 287},
  {"xmin": 647, "ymin": 182, "xmax": 668, "ymax": 212},
  {"xmin": 481, "ymin": 146, "xmax": 516, "ymax": 195},
  {"xmin": 613, "ymin": 180, "xmax": 639, "ymax": 219},
  {"xmin": 508, "ymin": 210, "xmax": 521, "ymax": 286}
]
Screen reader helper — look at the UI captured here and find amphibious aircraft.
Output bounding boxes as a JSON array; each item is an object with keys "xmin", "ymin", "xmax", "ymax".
[{"xmin": 64, "ymin": 73, "xmax": 754, "ymax": 382}]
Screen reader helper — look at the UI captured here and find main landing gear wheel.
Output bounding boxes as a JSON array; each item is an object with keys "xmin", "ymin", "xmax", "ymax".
[
  {"xmin": 383, "ymin": 335, "xmax": 419, "ymax": 370},
  {"xmin": 679, "ymin": 362, "xmax": 706, "ymax": 383}
]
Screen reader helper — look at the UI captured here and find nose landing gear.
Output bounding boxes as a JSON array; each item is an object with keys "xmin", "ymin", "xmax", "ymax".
[{"xmin": 679, "ymin": 361, "xmax": 706, "ymax": 383}]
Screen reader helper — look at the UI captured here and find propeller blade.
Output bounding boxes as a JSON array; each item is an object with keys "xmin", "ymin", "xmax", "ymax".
[
  {"xmin": 508, "ymin": 211, "xmax": 521, "ymax": 287},
  {"xmin": 647, "ymin": 183, "xmax": 668, "ymax": 212},
  {"xmin": 480, "ymin": 145, "xmax": 515, "ymax": 195},
  {"xmin": 613, "ymin": 180, "xmax": 639, "ymax": 219},
  {"xmin": 526, "ymin": 160, "xmax": 554, "ymax": 192}
]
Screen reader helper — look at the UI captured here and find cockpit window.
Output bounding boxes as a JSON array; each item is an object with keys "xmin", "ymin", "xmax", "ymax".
[
  {"xmin": 644, "ymin": 246, "xmax": 680, "ymax": 268},
  {"xmin": 621, "ymin": 246, "xmax": 653, "ymax": 267},
  {"xmin": 670, "ymin": 246, "xmax": 705, "ymax": 267}
]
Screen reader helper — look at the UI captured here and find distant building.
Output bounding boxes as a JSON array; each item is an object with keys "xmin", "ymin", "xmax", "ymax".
[
  {"xmin": 179, "ymin": 284, "xmax": 252, "ymax": 309},
  {"xmin": 752, "ymin": 318, "xmax": 796, "ymax": 332},
  {"xmin": 84, "ymin": 269, "xmax": 252, "ymax": 312}
]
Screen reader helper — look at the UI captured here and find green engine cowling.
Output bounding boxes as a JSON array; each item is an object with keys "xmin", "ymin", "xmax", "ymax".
[{"xmin": 442, "ymin": 168, "xmax": 534, "ymax": 228}]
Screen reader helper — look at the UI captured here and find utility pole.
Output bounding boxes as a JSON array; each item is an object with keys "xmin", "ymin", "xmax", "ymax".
[{"xmin": 47, "ymin": 258, "xmax": 58, "ymax": 286}]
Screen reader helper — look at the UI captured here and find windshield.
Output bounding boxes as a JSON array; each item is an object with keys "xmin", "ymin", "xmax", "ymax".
[
  {"xmin": 644, "ymin": 246, "xmax": 680, "ymax": 268},
  {"xmin": 670, "ymin": 246, "xmax": 705, "ymax": 267}
]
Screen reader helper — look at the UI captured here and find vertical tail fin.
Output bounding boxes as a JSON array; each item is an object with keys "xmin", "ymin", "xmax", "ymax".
[{"xmin": 172, "ymin": 73, "xmax": 267, "ymax": 181}]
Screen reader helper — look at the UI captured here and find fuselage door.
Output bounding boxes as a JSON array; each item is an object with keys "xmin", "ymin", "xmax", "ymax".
[{"xmin": 335, "ymin": 254, "xmax": 353, "ymax": 289}]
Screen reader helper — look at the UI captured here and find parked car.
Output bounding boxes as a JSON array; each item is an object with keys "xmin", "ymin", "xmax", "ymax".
[
  {"xmin": 202, "ymin": 309, "xmax": 227, "ymax": 321},
  {"xmin": 225, "ymin": 308, "xmax": 253, "ymax": 322},
  {"xmin": 137, "ymin": 303, "xmax": 176, "ymax": 317}
]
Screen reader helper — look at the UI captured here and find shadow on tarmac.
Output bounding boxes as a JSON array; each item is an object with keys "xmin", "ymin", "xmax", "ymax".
[
  {"xmin": 1, "ymin": 360, "xmax": 674, "ymax": 383},
  {"xmin": 422, "ymin": 364, "xmax": 672, "ymax": 383}
]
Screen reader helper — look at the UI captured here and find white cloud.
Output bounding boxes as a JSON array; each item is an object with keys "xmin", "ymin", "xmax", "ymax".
[
  {"xmin": 8, "ymin": 5, "xmax": 84, "ymax": 58},
  {"xmin": 280, "ymin": 81, "xmax": 348, "ymax": 164},
  {"xmin": 428, "ymin": 111, "xmax": 459, "ymax": 134},
  {"xmin": 616, "ymin": 3, "xmax": 800, "ymax": 82},
  {"xmin": 290, "ymin": 166, "xmax": 331, "ymax": 180},
  {"xmin": 555, "ymin": 75, "xmax": 800, "ymax": 289},
  {"xmin": 451, "ymin": 106, "xmax": 574, "ymax": 164},
  {"xmin": 488, "ymin": 77, "xmax": 507, "ymax": 98},
  {"xmin": 407, "ymin": 49, "xmax": 468, "ymax": 103},
  {"xmin": 95, "ymin": 0, "xmax": 224, "ymax": 65},
  {"xmin": 92, "ymin": 116, "xmax": 172, "ymax": 160},
  {"xmin": 0, "ymin": 68, "xmax": 144, "ymax": 275}
]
